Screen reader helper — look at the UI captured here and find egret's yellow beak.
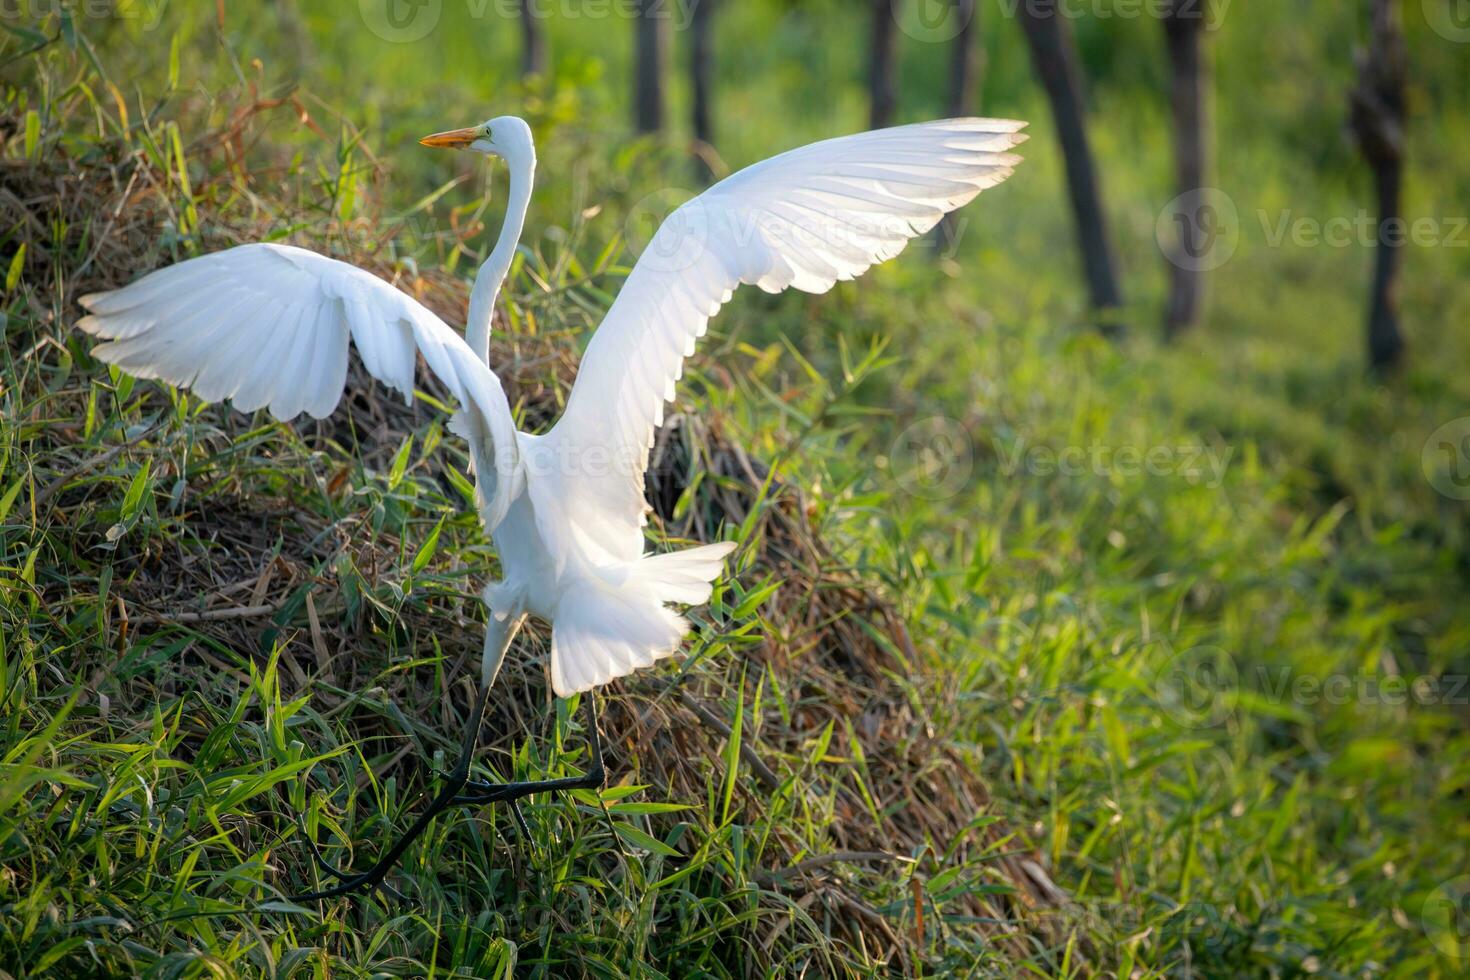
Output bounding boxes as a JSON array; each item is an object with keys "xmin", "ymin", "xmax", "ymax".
[{"xmin": 419, "ymin": 127, "xmax": 479, "ymax": 149}]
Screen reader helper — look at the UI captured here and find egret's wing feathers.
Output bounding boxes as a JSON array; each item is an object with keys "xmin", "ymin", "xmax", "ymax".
[
  {"xmin": 78, "ymin": 242, "xmax": 521, "ymax": 528},
  {"xmin": 538, "ymin": 118, "xmax": 1026, "ymax": 564}
]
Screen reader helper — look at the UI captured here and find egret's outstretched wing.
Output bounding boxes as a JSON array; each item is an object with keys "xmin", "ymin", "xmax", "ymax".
[
  {"xmin": 536, "ymin": 118, "xmax": 1026, "ymax": 565},
  {"xmin": 77, "ymin": 243, "xmax": 521, "ymax": 528}
]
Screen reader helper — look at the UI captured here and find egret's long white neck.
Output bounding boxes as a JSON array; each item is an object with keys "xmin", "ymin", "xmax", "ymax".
[{"xmin": 466, "ymin": 151, "xmax": 534, "ymax": 365}]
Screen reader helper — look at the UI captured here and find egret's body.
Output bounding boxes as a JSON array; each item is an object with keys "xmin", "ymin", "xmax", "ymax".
[{"xmin": 76, "ymin": 114, "xmax": 1026, "ymax": 899}]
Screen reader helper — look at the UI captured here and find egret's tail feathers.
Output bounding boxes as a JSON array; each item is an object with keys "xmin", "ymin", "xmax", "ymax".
[
  {"xmin": 630, "ymin": 541, "xmax": 739, "ymax": 606},
  {"xmin": 550, "ymin": 541, "xmax": 736, "ymax": 696},
  {"xmin": 550, "ymin": 584, "xmax": 687, "ymax": 697}
]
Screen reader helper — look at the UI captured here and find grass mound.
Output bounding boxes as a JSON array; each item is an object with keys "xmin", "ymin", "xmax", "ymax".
[{"xmin": 0, "ymin": 86, "xmax": 1063, "ymax": 975}]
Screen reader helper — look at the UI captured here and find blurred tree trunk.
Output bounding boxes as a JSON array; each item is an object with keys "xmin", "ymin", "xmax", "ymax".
[
  {"xmin": 1350, "ymin": 0, "xmax": 1407, "ymax": 371},
  {"xmin": 935, "ymin": 0, "xmax": 980, "ymax": 254},
  {"xmin": 946, "ymin": 0, "xmax": 979, "ymax": 117},
  {"xmin": 869, "ymin": 0, "xmax": 900, "ymax": 129},
  {"xmin": 634, "ymin": 0, "xmax": 668, "ymax": 134},
  {"xmin": 1016, "ymin": 0, "xmax": 1125, "ymax": 332},
  {"xmin": 1162, "ymin": 0, "xmax": 1212, "ymax": 337},
  {"xmin": 690, "ymin": 0, "xmax": 718, "ymax": 182},
  {"xmin": 519, "ymin": 0, "xmax": 547, "ymax": 80}
]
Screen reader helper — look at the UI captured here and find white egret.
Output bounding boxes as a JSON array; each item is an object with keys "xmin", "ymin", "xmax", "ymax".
[{"xmin": 77, "ymin": 114, "xmax": 1026, "ymax": 899}]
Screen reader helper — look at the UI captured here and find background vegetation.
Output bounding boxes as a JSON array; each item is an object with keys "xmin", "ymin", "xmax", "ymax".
[{"xmin": 2, "ymin": 0, "xmax": 1468, "ymax": 975}]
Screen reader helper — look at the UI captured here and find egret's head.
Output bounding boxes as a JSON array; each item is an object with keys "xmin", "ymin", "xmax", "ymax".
[{"xmin": 420, "ymin": 115, "xmax": 534, "ymax": 167}]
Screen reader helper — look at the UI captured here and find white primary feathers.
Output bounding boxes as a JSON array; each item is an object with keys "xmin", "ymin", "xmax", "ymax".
[
  {"xmin": 80, "ymin": 243, "xmax": 523, "ymax": 529},
  {"xmin": 78, "ymin": 115, "xmax": 1026, "ymax": 697}
]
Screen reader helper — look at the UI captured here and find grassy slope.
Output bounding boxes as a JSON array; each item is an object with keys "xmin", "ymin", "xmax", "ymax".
[{"xmin": 3, "ymin": 1, "xmax": 1469, "ymax": 976}]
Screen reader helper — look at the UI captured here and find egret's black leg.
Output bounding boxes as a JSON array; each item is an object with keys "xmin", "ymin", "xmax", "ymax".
[{"xmin": 287, "ymin": 676, "xmax": 494, "ymax": 903}]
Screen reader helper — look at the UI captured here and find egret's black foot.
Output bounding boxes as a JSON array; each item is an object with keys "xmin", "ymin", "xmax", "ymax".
[
  {"xmin": 285, "ymin": 694, "xmax": 607, "ymax": 905},
  {"xmin": 450, "ymin": 766, "xmax": 606, "ymax": 806},
  {"xmin": 510, "ymin": 798, "xmax": 533, "ymax": 838}
]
